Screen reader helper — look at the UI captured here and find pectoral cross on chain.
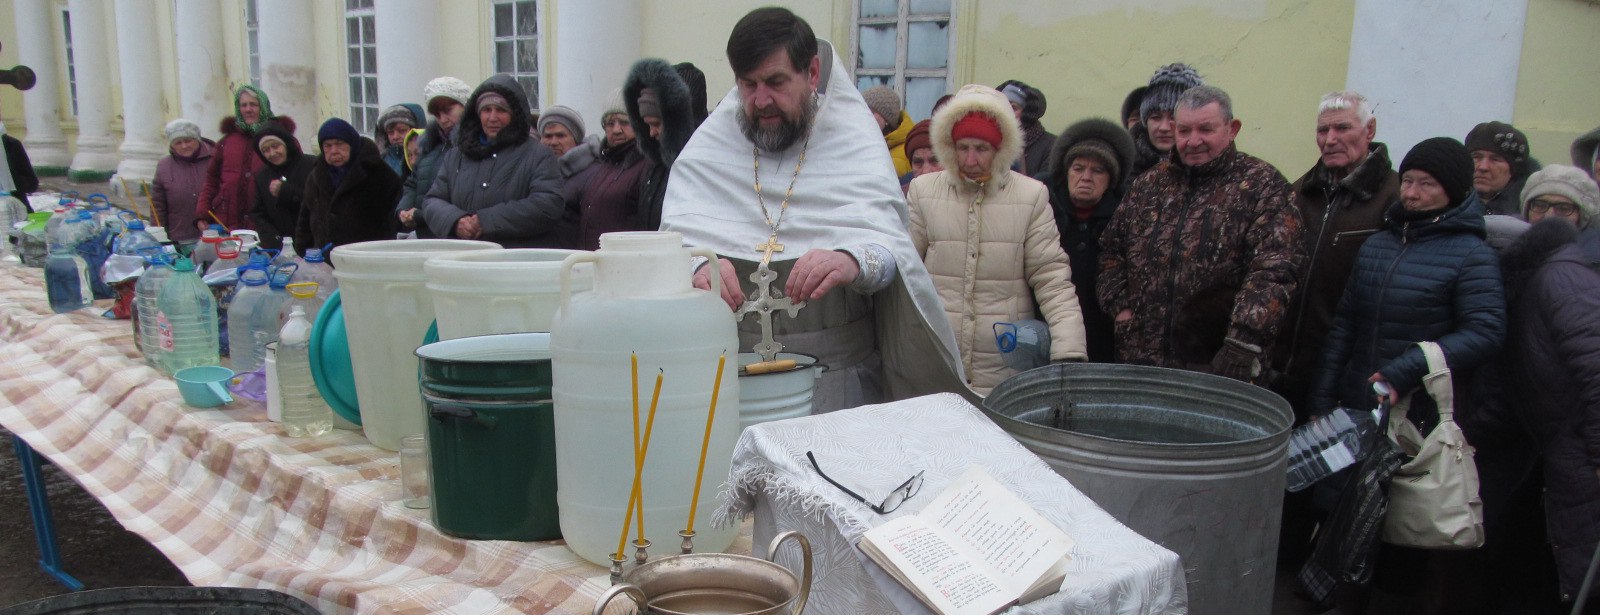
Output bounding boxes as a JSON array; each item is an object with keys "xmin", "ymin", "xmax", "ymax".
[
  {"xmin": 735, "ymin": 262, "xmax": 805, "ymax": 362},
  {"xmin": 755, "ymin": 234, "xmax": 784, "ymax": 265}
]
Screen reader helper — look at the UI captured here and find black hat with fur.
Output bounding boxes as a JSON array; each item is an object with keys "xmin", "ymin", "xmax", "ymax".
[
  {"xmin": 1046, "ymin": 117, "xmax": 1137, "ymax": 194},
  {"xmin": 624, "ymin": 58, "xmax": 696, "ymax": 167}
]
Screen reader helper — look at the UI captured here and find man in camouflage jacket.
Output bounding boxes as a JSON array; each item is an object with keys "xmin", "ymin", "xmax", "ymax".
[{"xmin": 1098, "ymin": 85, "xmax": 1305, "ymax": 381}]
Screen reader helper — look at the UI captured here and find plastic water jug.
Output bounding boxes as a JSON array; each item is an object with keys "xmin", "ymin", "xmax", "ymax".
[
  {"xmin": 227, "ymin": 267, "xmax": 273, "ymax": 372},
  {"xmin": 330, "ymin": 239, "xmax": 500, "ymax": 450},
  {"xmin": 278, "ymin": 305, "xmax": 333, "ymax": 437},
  {"xmin": 275, "ymin": 237, "xmax": 299, "ymax": 268},
  {"xmin": 157, "ymin": 257, "xmax": 220, "ymax": 375},
  {"xmin": 113, "ymin": 217, "xmax": 161, "ymax": 258},
  {"xmin": 44, "ymin": 213, "xmax": 94, "ymax": 313},
  {"xmin": 278, "ymin": 282, "xmax": 321, "ymax": 331},
  {"xmin": 550, "ymin": 231, "xmax": 740, "ymax": 566},
  {"xmin": 424, "ymin": 248, "xmax": 591, "ymax": 340},
  {"xmin": 1285, "ymin": 405, "xmax": 1381, "ymax": 492},
  {"xmin": 193, "ymin": 226, "xmax": 226, "ymax": 273},
  {"xmin": 210, "ymin": 240, "xmax": 249, "ymax": 275},
  {"xmin": 133, "ymin": 247, "xmax": 174, "ymax": 365},
  {"xmin": 299, "ymin": 246, "xmax": 336, "ymax": 298}
]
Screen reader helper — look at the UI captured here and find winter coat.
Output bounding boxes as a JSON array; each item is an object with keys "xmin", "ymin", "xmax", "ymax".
[
  {"xmin": 1570, "ymin": 125, "xmax": 1600, "ymax": 178},
  {"xmin": 1496, "ymin": 219, "xmax": 1600, "ymax": 599},
  {"xmin": 397, "ymin": 120, "xmax": 454, "ymax": 239},
  {"xmin": 422, "ymin": 74, "xmax": 564, "ymax": 247},
  {"xmin": 1271, "ymin": 143, "xmax": 1398, "ymax": 413},
  {"xmin": 2, "ymin": 134, "xmax": 38, "ymax": 201},
  {"xmin": 568, "ymin": 139, "xmax": 654, "ymax": 251},
  {"xmin": 885, "ymin": 110, "xmax": 914, "ymax": 176},
  {"xmin": 1037, "ymin": 117, "xmax": 1137, "ymax": 363},
  {"xmin": 199, "ymin": 116, "xmax": 295, "ymax": 232},
  {"xmin": 1308, "ymin": 198, "xmax": 1505, "ymax": 430},
  {"xmin": 908, "ymin": 84, "xmax": 1087, "ymax": 393},
  {"xmin": 1098, "ymin": 145, "xmax": 1305, "ymax": 369},
  {"xmin": 294, "ymin": 137, "xmax": 401, "ymax": 254},
  {"xmin": 625, "ymin": 58, "xmax": 698, "ymax": 233},
  {"xmin": 250, "ymin": 125, "xmax": 314, "ymax": 251},
  {"xmin": 151, "ymin": 138, "xmax": 216, "ymax": 243},
  {"xmin": 1477, "ymin": 171, "xmax": 1537, "ymax": 218},
  {"xmin": 1019, "ymin": 123, "xmax": 1056, "ymax": 178}
]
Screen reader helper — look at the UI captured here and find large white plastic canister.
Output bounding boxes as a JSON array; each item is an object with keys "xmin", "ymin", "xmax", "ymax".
[
  {"xmin": 550, "ymin": 231, "xmax": 741, "ymax": 566},
  {"xmin": 330, "ymin": 239, "xmax": 500, "ymax": 450},
  {"xmin": 423, "ymin": 249, "xmax": 593, "ymax": 340}
]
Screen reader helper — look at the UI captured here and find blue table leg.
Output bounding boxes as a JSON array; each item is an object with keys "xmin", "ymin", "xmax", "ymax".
[{"xmin": 12, "ymin": 434, "xmax": 85, "ymax": 591}]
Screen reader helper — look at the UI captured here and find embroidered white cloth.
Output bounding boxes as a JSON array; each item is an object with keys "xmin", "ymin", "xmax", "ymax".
[{"xmin": 719, "ymin": 393, "xmax": 1187, "ymax": 615}]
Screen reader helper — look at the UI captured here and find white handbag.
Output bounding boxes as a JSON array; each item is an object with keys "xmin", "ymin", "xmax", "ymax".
[{"xmin": 1381, "ymin": 341, "xmax": 1485, "ymax": 549}]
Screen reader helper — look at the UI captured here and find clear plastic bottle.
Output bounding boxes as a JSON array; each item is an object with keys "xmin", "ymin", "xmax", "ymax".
[
  {"xmin": 192, "ymin": 226, "xmax": 225, "ymax": 273},
  {"xmin": 133, "ymin": 247, "xmax": 174, "ymax": 366},
  {"xmin": 44, "ymin": 213, "xmax": 94, "ymax": 313},
  {"xmin": 0, "ymin": 190, "xmax": 27, "ymax": 263},
  {"xmin": 112, "ymin": 217, "xmax": 161, "ymax": 257},
  {"xmin": 209, "ymin": 239, "xmax": 249, "ymax": 275},
  {"xmin": 278, "ymin": 282, "xmax": 323, "ymax": 328},
  {"xmin": 1284, "ymin": 405, "xmax": 1382, "ymax": 492},
  {"xmin": 157, "ymin": 257, "xmax": 220, "ymax": 375},
  {"xmin": 298, "ymin": 246, "xmax": 337, "ymax": 298},
  {"xmin": 227, "ymin": 267, "xmax": 272, "ymax": 372},
  {"xmin": 274, "ymin": 237, "xmax": 299, "ymax": 269},
  {"xmin": 278, "ymin": 305, "xmax": 332, "ymax": 437}
]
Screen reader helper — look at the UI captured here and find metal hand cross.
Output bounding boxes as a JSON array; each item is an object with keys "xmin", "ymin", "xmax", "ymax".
[{"xmin": 735, "ymin": 261, "xmax": 805, "ymax": 362}]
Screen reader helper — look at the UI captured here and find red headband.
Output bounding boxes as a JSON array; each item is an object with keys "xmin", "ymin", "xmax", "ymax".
[{"xmin": 951, "ymin": 112, "xmax": 1001, "ymax": 148}]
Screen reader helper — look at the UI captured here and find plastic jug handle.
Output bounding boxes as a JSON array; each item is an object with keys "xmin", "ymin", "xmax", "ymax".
[
  {"xmin": 557, "ymin": 252, "xmax": 601, "ymax": 313},
  {"xmin": 689, "ymin": 247, "xmax": 722, "ymax": 298},
  {"xmin": 87, "ymin": 193, "xmax": 110, "ymax": 205}
]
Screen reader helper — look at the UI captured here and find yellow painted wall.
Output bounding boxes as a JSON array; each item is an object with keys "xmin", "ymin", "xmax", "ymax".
[
  {"xmin": 0, "ymin": 6, "xmax": 19, "ymax": 132},
  {"xmin": 1513, "ymin": 0, "xmax": 1600, "ymax": 168}
]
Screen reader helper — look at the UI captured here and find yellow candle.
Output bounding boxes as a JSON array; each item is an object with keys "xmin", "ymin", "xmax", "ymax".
[
  {"xmin": 685, "ymin": 353, "xmax": 727, "ymax": 533},
  {"xmin": 635, "ymin": 370, "xmax": 664, "ymax": 544},
  {"xmin": 617, "ymin": 353, "xmax": 642, "ymax": 560}
]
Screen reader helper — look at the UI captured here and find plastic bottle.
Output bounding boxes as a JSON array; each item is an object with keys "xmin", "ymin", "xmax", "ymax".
[
  {"xmin": 298, "ymin": 246, "xmax": 337, "ymax": 298},
  {"xmin": 133, "ymin": 247, "xmax": 174, "ymax": 366},
  {"xmin": 44, "ymin": 213, "xmax": 94, "ymax": 313},
  {"xmin": 275, "ymin": 237, "xmax": 299, "ymax": 269},
  {"xmin": 157, "ymin": 257, "xmax": 220, "ymax": 375},
  {"xmin": 43, "ymin": 200, "xmax": 75, "ymax": 252},
  {"xmin": 75, "ymin": 210, "xmax": 114, "ymax": 300},
  {"xmin": 0, "ymin": 190, "xmax": 27, "ymax": 263},
  {"xmin": 192, "ymin": 226, "xmax": 225, "ymax": 273},
  {"xmin": 278, "ymin": 305, "xmax": 333, "ymax": 437},
  {"xmin": 1284, "ymin": 405, "xmax": 1382, "ymax": 492},
  {"xmin": 278, "ymin": 282, "xmax": 323, "ymax": 328},
  {"xmin": 226, "ymin": 267, "xmax": 272, "ymax": 372},
  {"xmin": 994, "ymin": 320, "xmax": 1052, "ymax": 372},
  {"xmin": 209, "ymin": 239, "xmax": 249, "ymax": 275}
]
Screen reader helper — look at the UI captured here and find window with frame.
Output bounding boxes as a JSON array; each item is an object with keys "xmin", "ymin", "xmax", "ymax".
[
  {"xmin": 59, "ymin": 7, "xmax": 78, "ymax": 117},
  {"xmin": 245, "ymin": 0, "xmax": 261, "ymax": 87},
  {"xmin": 853, "ymin": 0, "xmax": 952, "ymax": 122},
  {"xmin": 345, "ymin": 0, "xmax": 378, "ymax": 132},
  {"xmin": 491, "ymin": 0, "xmax": 540, "ymax": 110}
]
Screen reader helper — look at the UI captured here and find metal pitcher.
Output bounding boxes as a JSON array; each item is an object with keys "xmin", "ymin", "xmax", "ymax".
[{"xmin": 592, "ymin": 531, "xmax": 812, "ymax": 615}]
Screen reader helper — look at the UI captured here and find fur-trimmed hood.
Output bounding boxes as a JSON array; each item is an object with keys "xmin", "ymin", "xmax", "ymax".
[
  {"xmin": 1501, "ymin": 217, "xmax": 1581, "ymax": 301},
  {"xmin": 1571, "ymin": 125, "xmax": 1600, "ymax": 178},
  {"xmin": 1044, "ymin": 117, "xmax": 1137, "ymax": 193},
  {"xmin": 456, "ymin": 74, "xmax": 534, "ymax": 161},
  {"xmin": 930, "ymin": 84, "xmax": 1023, "ymax": 186},
  {"xmin": 371, "ymin": 103, "xmax": 425, "ymax": 149},
  {"xmin": 624, "ymin": 58, "xmax": 696, "ymax": 167}
]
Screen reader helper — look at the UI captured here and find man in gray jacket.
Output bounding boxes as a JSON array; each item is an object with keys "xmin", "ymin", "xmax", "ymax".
[{"xmin": 422, "ymin": 74, "xmax": 564, "ymax": 247}]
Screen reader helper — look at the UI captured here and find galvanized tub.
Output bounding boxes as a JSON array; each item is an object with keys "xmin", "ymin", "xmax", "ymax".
[{"xmin": 983, "ymin": 363, "xmax": 1291, "ymax": 615}]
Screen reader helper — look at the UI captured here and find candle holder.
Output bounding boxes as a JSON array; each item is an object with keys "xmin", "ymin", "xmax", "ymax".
[
  {"xmin": 608, "ymin": 553, "xmax": 626, "ymax": 585},
  {"xmin": 632, "ymin": 538, "xmax": 652, "ymax": 565},
  {"xmin": 678, "ymin": 529, "xmax": 696, "ymax": 554}
]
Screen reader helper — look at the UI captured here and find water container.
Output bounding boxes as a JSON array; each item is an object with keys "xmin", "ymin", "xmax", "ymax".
[
  {"xmin": 550, "ymin": 231, "xmax": 740, "ymax": 566},
  {"xmin": 299, "ymin": 246, "xmax": 336, "ymax": 298},
  {"xmin": 44, "ymin": 214, "xmax": 94, "ymax": 313},
  {"xmin": 210, "ymin": 239, "xmax": 249, "ymax": 275},
  {"xmin": 1284, "ymin": 405, "xmax": 1381, "ymax": 492},
  {"xmin": 133, "ymin": 247, "xmax": 174, "ymax": 366},
  {"xmin": 227, "ymin": 268, "xmax": 273, "ymax": 372},
  {"xmin": 423, "ymin": 248, "xmax": 590, "ymax": 340},
  {"xmin": 113, "ymin": 217, "xmax": 161, "ymax": 257},
  {"xmin": 994, "ymin": 320, "xmax": 1051, "ymax": 372},
  {"xmin": 278, "ymin": 282, "xmax": 321, "ymax": 332},
  {"xmin": 278, "ymin": 305, "xmax": 333, "ymax": 437},
  {"xmin": 19, "ymin": 212, "xmax": 51, "ymax": 267},
  {"xmin": 157, "ymin": 257, "xmax": 220, "ymax": 375},
  {"xmin": 0, "ymin": 190, "xmax": 26, "ymax": 263},
  {"xmin": 74, "ymin": 210, "xmax": 114, "ymax": 300},
  {"xmin": 192, "ymin": 227, "xmax": 225, "ymax": 273},
  {"xmin": 231, "ymin": 230, "xmax": 261, "ymax": 254},
  {"xmin": 275, "ymin": 237, "xmax": 299, "ymax": 268},
  {"xmin": 330, "ymin": 239, "xmax": 500, "ymax": 450}
]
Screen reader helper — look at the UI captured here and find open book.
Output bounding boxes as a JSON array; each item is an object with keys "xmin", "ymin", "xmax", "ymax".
[{"xmin": 857, "ymin": 466, "xmax": 1075, "ymax": 615}]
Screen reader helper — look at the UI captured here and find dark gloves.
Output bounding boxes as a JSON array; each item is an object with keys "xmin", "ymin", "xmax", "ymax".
[{"xmin": 1210, "ymin": 337, "xmax": 1263, "ymax": 383}]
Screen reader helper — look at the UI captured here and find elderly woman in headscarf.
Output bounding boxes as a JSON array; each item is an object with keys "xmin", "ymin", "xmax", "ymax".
[
  {"xmin": 151, "ymin": 119, "xmax": 215, "ymax": 249},
  {"xmin": 250, "ymin": 123, "xmax": 314, "ymax": 251},
  {"xmin": 198, "ymin": 85, "xmax": 292, "ymax": 233},
  {"xmin": 397, "ymin": 76, "xmax": 472, "ymax": 237},
  {"xmin": 294, "ymin": 118, "xmax": 400, "ymax": 254}
]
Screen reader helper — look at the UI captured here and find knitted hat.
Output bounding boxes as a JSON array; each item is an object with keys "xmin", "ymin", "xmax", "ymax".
[
  {"xmin": 862, "ymin": 86, "xmax": 902, "ymax": 125},
  {"xmin": 1520, "ymin": 164, "xmax": 1600, "ymax": 226},
  {"xmin": 1121, "ymin": 86, "xmax": 1148, "ymax": 125},
  {"xmin": 376, "ymin": 104, "xmax": 420, "ymax": 133},
  {"xmin": 637, "ymin": 87, "xmax": 661, "ymax": 119},
  {"xmin": 317, "ymin": 118, "xmax": 361, "ymax": 150},
  {"xmin": 476, "ymin": 92, "xmax": 510, "ymax": 112},
  {"xmin": 423, "ymin": 76, "xmax": 473, "ymax": 108},
  {"xmin": 164, "ymin": 119, "xmax": 202, "ymax": 144},
  {"xmin": 1139, "ymin": 63, "xmax": 1203, "ymax": 124},
  {"xmin": 536, "ymin": 105, "xmax": 586, "ymax": 142},
  {"xmin": 1465, "ymin": 121, "xmax": 1530, "ymax": 172},
  {"xmin": 1399, "ymin": 137, "xmax": 1474, "ymax": 209},
  {"xmin": 1065, "ymin": 139, "xmax": 1121, "ymax": 183},
  {"xmin": 256, "ymin": 134, "xmax": 286, "ymax": 154},
  {"xmin": 951, "ymin": 112, "xmax": 1002, "ymax": 148},
  {"xmin": 905, "ymin": 119, "xmax": 934, "ymax": 157}
]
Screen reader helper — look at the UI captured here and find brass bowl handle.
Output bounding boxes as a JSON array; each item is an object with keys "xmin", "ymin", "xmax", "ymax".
[
  {"xmin": 765, "ymin": 531, "xmax": 812, "ymax": 615},
  {"xmin": 590, "ymin": 583, "xmax": 647, "ymax": 615}
]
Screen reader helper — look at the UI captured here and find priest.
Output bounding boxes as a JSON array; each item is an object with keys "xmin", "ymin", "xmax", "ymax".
[{"xmin": 660, "ymin": 7, "xmax": 973, "ymax": 411}]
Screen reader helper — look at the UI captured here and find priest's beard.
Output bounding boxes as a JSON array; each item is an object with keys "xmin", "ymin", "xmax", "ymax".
[{"xmin": 738, "ymin": 94, "xmax": 818, "ymax": 153}]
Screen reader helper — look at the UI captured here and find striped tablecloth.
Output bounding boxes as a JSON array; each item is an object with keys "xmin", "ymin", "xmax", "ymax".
[{"xmin": 0, "ymin": 263, "xmax": 631, "ymax": 614}]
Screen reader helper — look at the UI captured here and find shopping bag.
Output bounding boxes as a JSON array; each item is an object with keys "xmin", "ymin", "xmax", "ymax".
[
  {"xmin": 1298, "ymin": 397, "xmax": 1406, "ymax": 603},
  {"xmin": 1381, "ymin": 341, "xmax": 1485, "ymax": 549}
]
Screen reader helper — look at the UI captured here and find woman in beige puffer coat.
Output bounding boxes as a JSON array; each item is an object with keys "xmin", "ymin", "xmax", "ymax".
[{"xmin": 907, "ymin": 84, "xmax": 1087, "ymax": 393}]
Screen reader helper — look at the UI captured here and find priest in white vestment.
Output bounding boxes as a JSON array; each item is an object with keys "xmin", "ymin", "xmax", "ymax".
[{"xmin": 660, "ymin": 7, "xmax": 974, "ymax": 411}]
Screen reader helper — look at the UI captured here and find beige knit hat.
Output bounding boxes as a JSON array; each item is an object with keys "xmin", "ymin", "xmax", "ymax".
[{"xmin": 1521, "ymin": 164, "xmax": 1600, "ymax": 227}]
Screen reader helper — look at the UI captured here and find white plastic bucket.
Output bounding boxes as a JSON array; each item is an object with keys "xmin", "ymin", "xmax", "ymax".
[
  {"xmin": 424, "ymin": 249, "xmax": 593, "ymax": 340},
  {"xmin": 331, "ymin": 239, "xmax": 501, "ymax": 450},
  {"xmin": 736, "ymin": 352, "xmax": 823, "ymax": 430}
]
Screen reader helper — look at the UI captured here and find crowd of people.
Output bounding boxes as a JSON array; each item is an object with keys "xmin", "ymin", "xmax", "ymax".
[{"xmin": 123, "ymin": 6, "xmax": 1600, "ymax": 614}]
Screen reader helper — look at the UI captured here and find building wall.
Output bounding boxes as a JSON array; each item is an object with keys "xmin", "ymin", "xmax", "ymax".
[
  {"xmin": 637, "ymin": 0, "xmax": 847, "ymax": 111},
  {"xmin": 1514, "ymin": 0, "xmax": 1600, "ymax": 168}
]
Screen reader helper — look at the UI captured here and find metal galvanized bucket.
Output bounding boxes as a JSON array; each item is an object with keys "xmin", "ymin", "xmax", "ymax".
[
  {"xmin": 983, "ymin": 363, "xmax": 1292, "ymax": 615},
  {"xmin": 593, "ymin": 531, "xmax": 812, "ymax": 615}
]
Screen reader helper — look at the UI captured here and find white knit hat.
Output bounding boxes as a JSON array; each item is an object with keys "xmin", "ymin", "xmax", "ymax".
[
  {"xmin": 423, "ymin": 76, "xmax": 473, "ymax": 107},
  {"xmin": 1521, "ymin": 164, "xmax": 1600, "ymax": 227},
  {"xmin": 163, "ymin": 118, "xmax": 202, "ymax": 144}
]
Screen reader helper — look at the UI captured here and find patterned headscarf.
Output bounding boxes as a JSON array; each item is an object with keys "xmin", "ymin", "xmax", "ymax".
[{"xmin": 233, "ymin": 84, "xmax": 277, "ymax": 133}]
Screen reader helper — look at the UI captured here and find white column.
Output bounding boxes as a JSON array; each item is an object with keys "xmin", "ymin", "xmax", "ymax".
[
  {"xmin": 1346, "ymin": 0, "xmax": 1528, "ymax": 161},
  {"xmin": 174, "ymin": 0, "xmax": 230, "ymax": 136},
  {"xmin": 111, "ymin": 0, "xmax": 164, "ymax": 184},
  {"xmin": 12, "ymin": 0, "xmax": 71, "ymax": 173},
  {"xmin": 257, "ymin": 0, "xmax": 317, "ymax": 149},
  {"xmin": 552, "ymin": 0, "xmax": 641, "ymax": 126},
  {"xmin": 374, "ymin": 0, "xmax": 441, "ymax": 111},
  {"xmin": 65, "ymin": 0, "xmax": 118, "ymax": 181}
]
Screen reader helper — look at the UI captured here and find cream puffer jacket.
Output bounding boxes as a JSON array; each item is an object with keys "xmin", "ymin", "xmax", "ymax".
[{"xmin": 907, "ymin": 84, "xmax": 1087, "ymax": 393}]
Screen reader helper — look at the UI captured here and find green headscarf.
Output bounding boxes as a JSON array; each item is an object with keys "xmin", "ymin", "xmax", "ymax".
[{"xmin": 233, "ymin": 85, "xmax": 276, "ymax": 133}]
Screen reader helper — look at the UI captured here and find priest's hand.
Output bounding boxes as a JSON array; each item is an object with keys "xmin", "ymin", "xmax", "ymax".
[
  {"xmin": 787, "ymin": 249, "xmax": 860, "ymax": 302},
  {"xmin": 693, "ymin": 257, "xmax": 746, "ymax": 311}
]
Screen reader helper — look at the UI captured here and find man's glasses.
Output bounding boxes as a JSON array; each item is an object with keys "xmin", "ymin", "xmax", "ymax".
[
  {"xmin": 1528, "ymin": 198, "xmax": 1580, "ymax": 217},
  {"xmin": 806, "ymin": 451, "xmax": 924, "ymax": 514}
]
